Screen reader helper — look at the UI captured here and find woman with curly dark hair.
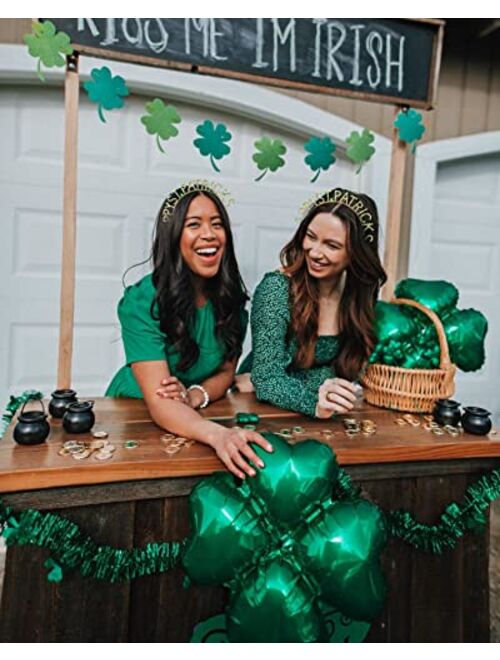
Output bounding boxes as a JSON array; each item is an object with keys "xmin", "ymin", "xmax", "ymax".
[
  {"xmin": 245, "ymin": 187, "xmax": 387, "ymax": 418},
  {"xmin": 106, "ymin": 181, "xmax": 273, "ymax": 477}
]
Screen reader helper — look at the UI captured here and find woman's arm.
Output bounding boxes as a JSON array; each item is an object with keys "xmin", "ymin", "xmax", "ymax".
[
  {"xmin": 132, "ymin": 360, "xmax": 273, "ymax": 478},
  {"xmin": 156, "ymin": 358, "xmax": 237, "ymax": 408},
  {"xmin": 251, "ymin": 273, "xmax": 333, "ymax": 417}
]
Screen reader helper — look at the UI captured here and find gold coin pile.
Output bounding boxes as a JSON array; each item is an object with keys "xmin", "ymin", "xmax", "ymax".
[
  {"xmin": 161, "ymin": 433, "xmax": 195, "ymax": 455},
  {"xmin": 361, "ymin": 420, "xmax": 377, "ymax": 436},
  {"xmin": 58, "ymin": 438, "xmax": 116, "ymax": 461},
  {"xmin": 343, "ymin": 418, "xmax": 361, "ymax": 437}
]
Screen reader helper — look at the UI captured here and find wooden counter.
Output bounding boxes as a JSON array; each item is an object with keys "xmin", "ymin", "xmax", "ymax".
[
  {"xmin": 0, "ymin": 394, "xmax": 498, "ymax": 642},
  {"xmin": 0, "ymin": 394, "xmax": 499, "ymax": 493}
]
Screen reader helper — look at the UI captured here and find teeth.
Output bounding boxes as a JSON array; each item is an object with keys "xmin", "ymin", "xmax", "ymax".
[{"xmin": 196, "ymin": 248, "xmax": 217, "ymax": 255}]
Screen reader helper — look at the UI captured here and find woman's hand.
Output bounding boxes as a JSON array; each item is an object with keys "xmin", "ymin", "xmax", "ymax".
[
  {"xmin": 234, "ymin": 373, "xmax": 255, "ymax": 393},
  {"xmin": 315, "ymin": 377, "xmax": 358, "ymax": 419},
  {"xmin": 155, "ymin": 376, "xmax": 191, "ymax": 405},
  {"xmin": 210, "ymin": 427, "xmax": 274, "ymax": 480}
]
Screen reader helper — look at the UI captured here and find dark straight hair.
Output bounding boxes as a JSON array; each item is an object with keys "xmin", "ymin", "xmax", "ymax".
[{"xmin": 147, "ymin": 188, "xmax": 248, "ymax": 372}]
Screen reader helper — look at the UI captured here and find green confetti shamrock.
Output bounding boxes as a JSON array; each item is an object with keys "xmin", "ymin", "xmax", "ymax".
[
  {"xmin": 346, "ymin": 128, "xmax": 376, "ymax": 174},
  {"xmin": 304, "ymin": 136, "xmax": 337, "ymax": 183},
  {"xmin": 193, "ymin": 120, "xmax": 232, "ymax": 172},
  {"xmin": 394, "ymin": 109, "xmax": 426, "ymax": 153},
  {"xmin": 23, "ymin": 20, "xmax": 73, "ymax": 82},
  {"xmin": 44, "ymin": 558, "xmax": 63, "ymax": 583},
  {"xmin": 141, "ymin": 99, "xmax": 182, "ymax": 153},
  {"xmin": 252, "ymin": 137, "xmax": 287, "ymax": 182},
  {"xmin": 83, "ymin": 67, "xmax": 130, "ymax": 123}
]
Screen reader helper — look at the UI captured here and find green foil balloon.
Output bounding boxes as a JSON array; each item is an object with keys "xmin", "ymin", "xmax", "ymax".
[
  {"xmin": 395, "ymin": 278, "xmax": 459, "ymax": 315},
  {"xmin": 443, "ymin": 309, "xmax": 488, "ymax": 371},
  {"xmin": 183, "ymin": 434, "xmax": 387, "ymax": 642},
  {"xmin": 374, "ymin": 301, "xmax": 417, "ymax": 343}
]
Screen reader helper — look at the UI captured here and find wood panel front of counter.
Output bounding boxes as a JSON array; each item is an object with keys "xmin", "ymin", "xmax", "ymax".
[{"xmin": 0, "ymin": 394, "xmax": 499, "ymax": 493}]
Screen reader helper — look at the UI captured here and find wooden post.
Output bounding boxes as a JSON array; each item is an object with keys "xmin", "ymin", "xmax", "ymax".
[
  {"xmin": 57, "ymin": 54, "xmax": 79, "ymax": 389},
  {"xmin": 382, "ymin": 106, "xmax": 410, "ymax": 301}
]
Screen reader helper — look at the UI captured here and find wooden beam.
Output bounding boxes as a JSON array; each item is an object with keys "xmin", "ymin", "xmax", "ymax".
[
  {"xmin": 382, "ymin": 106, "xmax": 410, "ymax": 301},
  {"xmin": 57, "ymin": 54, "xmax": 79, "ymax": 388}
]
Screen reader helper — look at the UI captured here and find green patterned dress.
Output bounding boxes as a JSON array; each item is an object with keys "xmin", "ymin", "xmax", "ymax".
[{"xmin": 247, "ymin": 271, "xmax": 340, "ymax": 417}]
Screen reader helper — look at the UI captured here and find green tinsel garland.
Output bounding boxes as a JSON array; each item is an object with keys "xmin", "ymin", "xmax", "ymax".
[{"xmin": 1, "ymin": 391, "xmax": 499, "ymax": 582}]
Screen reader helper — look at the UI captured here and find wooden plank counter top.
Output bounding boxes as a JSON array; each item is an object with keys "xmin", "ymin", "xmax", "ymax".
[{"xmin": 0, "ymin": 393, "xmax": 498, "ymax": 493}]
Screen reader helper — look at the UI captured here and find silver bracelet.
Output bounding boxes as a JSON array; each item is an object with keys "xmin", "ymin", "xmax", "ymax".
[{"xmin": 187, "ymin": 384, "xmax": 210, "ymax": 409}]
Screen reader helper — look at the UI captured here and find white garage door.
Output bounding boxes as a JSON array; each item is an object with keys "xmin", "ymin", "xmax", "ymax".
[
  {"xmin": 0, "ymin": 49, "xmax": 390, "ymax": 405},
  {"xmin": 409, "ymin": 133, "xmax": 500, "ymax": 424}
]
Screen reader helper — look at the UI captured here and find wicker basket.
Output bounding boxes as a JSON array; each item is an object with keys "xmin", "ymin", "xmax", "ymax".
[{"xmin": 361, "ymin": 298, "xmax": 456, "ymax": 413}]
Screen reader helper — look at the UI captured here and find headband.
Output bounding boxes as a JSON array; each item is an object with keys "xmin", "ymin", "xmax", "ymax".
[{"xmin": 161, "ymin": 179, "xmax": 235, "ymax": 222}]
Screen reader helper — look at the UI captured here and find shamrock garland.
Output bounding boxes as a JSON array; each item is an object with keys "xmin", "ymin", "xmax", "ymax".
[
  {"xmin": 252, "ymin": 137, "xmax": 287, "ymax": 182},
  {"xmin": 193, "ymin": 120, "xmax": 232, "ymax": 172},
  {"xmin": 83, "ymin": 67, "xmax": 130, "ymax": 123},
  {"xmin": 394, "ymin": 108, "xmax": 426, "ymax": 153},
  {"xmin": 346, "ymin": 128, "xmax": 376, "ymax": 173},
  {"xmin": 141, "ymin": 99, "xmax": 182, "ymax": 153},
  {"xmin": 23, "ymin": 20, "xmax": 73, "ymax": 82},
  {"xmin": 304, "ymin": 136, "xmax": 337, "ymax": 182}
]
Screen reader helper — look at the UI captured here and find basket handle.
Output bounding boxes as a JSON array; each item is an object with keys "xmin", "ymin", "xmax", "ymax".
[{"xmin": 391, "ymin": 298, "xmax": 452, "ymax": 370}]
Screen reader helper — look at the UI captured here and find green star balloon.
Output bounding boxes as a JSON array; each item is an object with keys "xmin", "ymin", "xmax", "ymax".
[
  {"xmin": 83, "ymin": 67, "xmax": 130, "ymax": 123},
  {"xmin": 141, "ymin": 99, "xmax": 182, "ymax": 153},
  {"xmin": 193, "ymin": 120, "xmax": 232, "ymax": 172},
  {"xmin": 304, "ymin": 136, "xmax": 336, "ymax": 182},
  {"xmin": 183, "ymin": 434, "xmax": 387, "ymax": 642},
  {"xmin": 346, "ymin": 128, "xmax": 375, "ymax": 173},
  {"xmin": 252, "ymin": 137, "xmax": 287, "ymax": 182},
  {"xmin": 23, "ymin": 20, "xmax": 73, "ymax": 82}
]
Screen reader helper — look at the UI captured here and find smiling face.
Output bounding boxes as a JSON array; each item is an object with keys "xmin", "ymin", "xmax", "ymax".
[
  {"xmin": 302, "ymin": 212, "xmax": 349, "ymax": 281},
  {"xmin": 179, "ymin": 194, "xmax": 227, "ymax": 279}
]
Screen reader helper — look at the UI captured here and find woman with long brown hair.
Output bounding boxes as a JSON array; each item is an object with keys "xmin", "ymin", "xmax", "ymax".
[{"xmin": 246, "ymin": 187, "xmax": 387, "ymax": 418}]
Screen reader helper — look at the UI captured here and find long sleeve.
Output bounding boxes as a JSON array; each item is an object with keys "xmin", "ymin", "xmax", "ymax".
[{"xmin": 250, "ymin": 272, "xmax": 334, "ymax": 417}]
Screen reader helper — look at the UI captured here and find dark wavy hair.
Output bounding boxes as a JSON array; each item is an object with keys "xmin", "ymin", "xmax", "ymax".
[
  {"xmin": 280, "ymin": 191, "xmax": 387, "ymax": 381},
  {"xmin": 143, "ymin": 188, "xmax": 248, "ymax": 372}
]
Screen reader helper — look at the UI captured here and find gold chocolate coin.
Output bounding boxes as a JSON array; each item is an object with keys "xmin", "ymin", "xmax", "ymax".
[{"xmin": 92, "ymin": 431, "xmax": 109, "ymax": 439}]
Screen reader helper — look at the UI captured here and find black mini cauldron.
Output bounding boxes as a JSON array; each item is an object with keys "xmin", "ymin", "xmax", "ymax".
[
  {"xmin": 461, "ymin": 407, "xmax": 492, "ymax": 436},
  {"xmin": 433, "ymin": 399, "xmax": 461, "ymax": 427},
  {"xmin": 62, "ymin": 401, "xmax": 95, "ymax": 434},
  {"xmin": 13, "ymin": 400, "xmax": 50, "ymax": 445},
  {"xmin": 49, "ymin": 388, "xmax": 78, "ymax": 419}
]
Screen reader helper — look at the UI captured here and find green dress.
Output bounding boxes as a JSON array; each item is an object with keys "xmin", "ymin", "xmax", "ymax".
[
  {"xmin": 248, "ymin": 271, "xmax": 340, "ymax": 417},
  {"xmin": 106, "ymin": 274, "xmax": 247, "ymax": 398}
]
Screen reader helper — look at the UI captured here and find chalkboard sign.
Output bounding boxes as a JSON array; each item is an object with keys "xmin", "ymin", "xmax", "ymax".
[{"xmin": 44, "ymin": 18, "xmax": 444, "ymax": 109}]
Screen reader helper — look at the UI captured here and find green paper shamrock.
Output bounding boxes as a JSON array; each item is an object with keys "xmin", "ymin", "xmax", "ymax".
[
  {"xmin": 44, "ymin": 558, "xmax": 63, "ymax": 583},
  {"xmin": 394, "ymin": 109, "xmax": 425, "ymax": 153},
  {"xmin": 304, "ymin": 136, "xmax": 337, "ymax": 182},
  {"xmin": 183, "ymin": 434, "xmax": 387, "ymax": 642},
  {"xmin": 252, "ymin": 137, "xmax": 287, "ymax": 182},
  {"xmin": 83, "ymin": 67, "xmax": 130, "ymax": 123},
  {"xmin": 346, "ymin": 128, "xmax": 376, "ymax": 173},
  {"xmin": 23, "ymin": 20, "xmax": 73, "ymax": 82},
  {"xmin": 193, "ymin": 120, "xmax": 232, "ymax": 172},
  {"xmin": 141, "ymin": 99, "xmax": 182, "ymax": 153}
]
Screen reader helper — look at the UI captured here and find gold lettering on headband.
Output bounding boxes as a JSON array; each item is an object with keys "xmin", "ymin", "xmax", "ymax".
[
  {"xmin": 161, "ymin": 179, "xmax": 234, "ymax": 222},
  {"xmin": 298, "ymin": 187, "xmax": 377, "ymax": 242}
]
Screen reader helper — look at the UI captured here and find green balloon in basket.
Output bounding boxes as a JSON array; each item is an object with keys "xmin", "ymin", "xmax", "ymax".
[{"xmin": 363, "ymin": 278, "xmax": 488, "ymax": 412}]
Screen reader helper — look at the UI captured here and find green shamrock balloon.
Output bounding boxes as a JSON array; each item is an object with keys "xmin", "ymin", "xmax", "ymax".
[
  {"xmin": 193, "ymin": 120, "xmax": 232, "ymax": 172},
  {"xmin": 23, "ymin": 20, "xmax": 73, "ymax": 82},
  {"xmin": 394, "ymin": 109, "xmax": 426, "ymax": 152},
  {"xmin": 346, "ymin": 128, "xmax": 376, "ymax": 173},
  {"xmin": 83, "ymin": 67, "xmax": 130, "ymax": 123},
  {"xmin": 141, "ymin": 98, "xmax": 182, "ymax": 153},
  {"xmin": 191, "ymin": 604, "xmax": 371, "ymax": 643},
  {"xmin": 183, "ymin": 434, "xmax": 387, "ymax": 642},
  {"xmin": 252, "ymin": 137, "xmax": 287, "ymax": 182},
  {"xmin": 395, "ymin": 279, "xmax": 459, "ymax": 316},
  {"xmin": 304, "ymin": 136, "xmax": 337, "ymax": 182}
]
